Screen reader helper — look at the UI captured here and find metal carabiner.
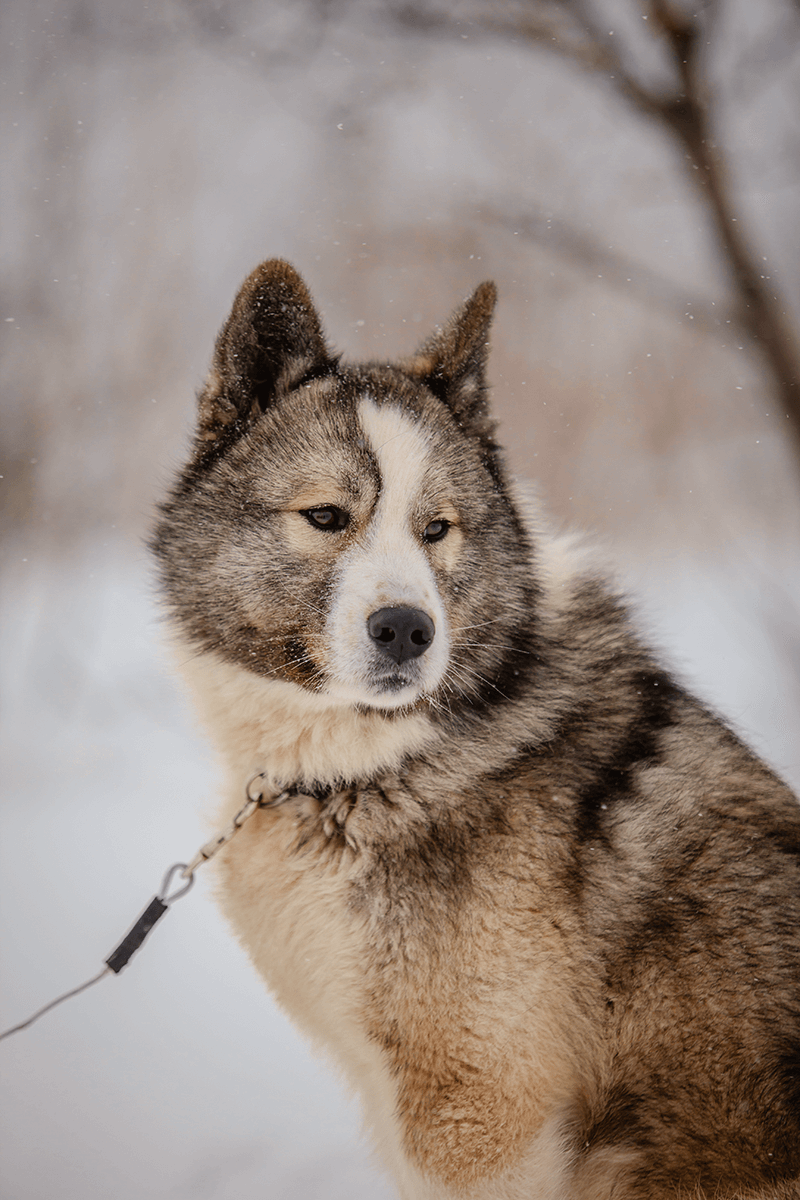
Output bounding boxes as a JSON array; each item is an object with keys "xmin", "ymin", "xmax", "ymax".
[{"xmin": 158, "ymin": 862, "xmax": 194, "ymax": 904}]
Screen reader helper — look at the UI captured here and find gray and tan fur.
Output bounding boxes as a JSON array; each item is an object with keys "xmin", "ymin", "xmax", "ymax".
[{"xmin": 152, "ymin": 260, "xmax": 800, "ymax": 1200}]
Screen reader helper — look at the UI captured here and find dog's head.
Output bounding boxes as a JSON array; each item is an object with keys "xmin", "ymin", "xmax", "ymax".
[{"xmin": 153, "ymin": 260, "xmax": 537, "ymax": 718}]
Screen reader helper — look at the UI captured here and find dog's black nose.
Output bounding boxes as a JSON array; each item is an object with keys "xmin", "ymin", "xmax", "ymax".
[{"xmin": 367, "ymin": 607, "xmax": 435, "ymax": 663}]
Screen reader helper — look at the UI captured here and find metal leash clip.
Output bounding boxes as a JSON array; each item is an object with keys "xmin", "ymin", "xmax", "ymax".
[{"xmin": 109, "ymin": 774, "xmax": 291, "ymax": 973}]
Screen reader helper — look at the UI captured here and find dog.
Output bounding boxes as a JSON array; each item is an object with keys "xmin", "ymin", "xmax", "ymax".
[{"xmin": 152, "ymin": 260, "xmax": 800, "ymax": 1199}]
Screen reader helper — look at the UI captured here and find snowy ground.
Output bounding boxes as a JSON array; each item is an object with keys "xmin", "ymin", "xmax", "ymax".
[{"xmin": 1, "ymin": 539, "xmax": 798, "ymax": 1200}]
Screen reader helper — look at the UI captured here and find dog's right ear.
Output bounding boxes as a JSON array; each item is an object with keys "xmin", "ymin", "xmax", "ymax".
[
  {"xmin": 402, "ymin": 281, "xmax": 497, "ymax": 438},
  {"xmin": 196, "ymin": 260, "xmax": 334, "ymax": 444}
]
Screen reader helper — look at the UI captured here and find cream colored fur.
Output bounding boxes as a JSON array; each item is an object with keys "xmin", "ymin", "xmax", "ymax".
[{"xmin": 166, "ymin": 510, "xmax": 592, "ymax": 1199}]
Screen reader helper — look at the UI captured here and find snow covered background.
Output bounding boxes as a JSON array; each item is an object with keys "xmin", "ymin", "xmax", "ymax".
[{"xmin": 2, "ymin": 2, "xmax": 799, "ymax": 1197}]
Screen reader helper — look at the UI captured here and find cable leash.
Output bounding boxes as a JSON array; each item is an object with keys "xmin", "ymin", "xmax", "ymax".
[{"xmin": 0, "ymin": 775, "xmax": 291, "ymax": 1043}]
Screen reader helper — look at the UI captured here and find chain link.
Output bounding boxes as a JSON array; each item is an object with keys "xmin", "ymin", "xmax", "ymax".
[{"xmin": 181, "ymin": 776, "xmax": 292, "ymax": 880}]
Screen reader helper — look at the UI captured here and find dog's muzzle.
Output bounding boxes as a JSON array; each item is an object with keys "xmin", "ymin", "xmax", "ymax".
[{"xmin": 367, "ymin": 606, "xmax": 435, "ymax": 665}]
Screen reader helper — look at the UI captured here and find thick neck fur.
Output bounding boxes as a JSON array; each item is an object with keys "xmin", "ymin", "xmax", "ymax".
[
  {"xmin": 173, "ymin": 642, "xmax": 439, "ymax": 791},
  {"xmin": 169, "ymin": 525, "xmax": 639, "ymax": 802}
]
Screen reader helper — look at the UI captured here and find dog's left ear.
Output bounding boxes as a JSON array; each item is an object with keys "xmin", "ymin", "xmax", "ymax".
[
  {"xmin": 196, "ymin": 259, "xmax": 334, "ymax": 444},
  {"xmin": 404, "ymin": 281, "xmax": 497, "ymax": 434}
]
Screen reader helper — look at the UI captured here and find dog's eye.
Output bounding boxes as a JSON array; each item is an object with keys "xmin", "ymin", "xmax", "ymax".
[
  {"xmin": 423, "ymin": 519, "xmax": 449, "ymax": 543},
  {"xmin": 302, "ymin": 506, "xmax": 349, "ymax": 532}
]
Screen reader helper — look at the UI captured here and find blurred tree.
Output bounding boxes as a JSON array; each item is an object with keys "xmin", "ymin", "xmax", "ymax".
[{"xmin": 388, "ymin": 0, "xmax": 800, "ymax": 459}]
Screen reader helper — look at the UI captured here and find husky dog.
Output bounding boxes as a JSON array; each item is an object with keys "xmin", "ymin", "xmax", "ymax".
[{"xmin": 152, "ymin": 260, "xmax": 800, "ymax": 1200}]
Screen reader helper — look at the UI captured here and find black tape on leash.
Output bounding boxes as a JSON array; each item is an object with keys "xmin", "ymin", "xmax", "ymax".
[
  {"xmin": 0, "ymin": 776, "xmax": 289, "ymax": 1044},
  {"xmin": 104, "ymin": 863, "xmax": 192, "ymax": 974},
  {"xmin": 0, "ymin": 863, "xmax": 193, "ymax": 1043},
  {"xmin": 105, "ymin": 898, "xmax": 167, "ymax": 974}
]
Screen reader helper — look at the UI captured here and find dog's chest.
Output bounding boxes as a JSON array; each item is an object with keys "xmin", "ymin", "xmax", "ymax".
[
  {"xmin": 211, "ymin": 781, "xmax": 591, "ymax": 1198},
  {"xmin": 215, "ymin": 796, "xmax": 368, "ymax": 1034},
  {"xmin": 213, "ymin": 779, "xmax": 483, "ymax": 1061},
  {"xmin": 213, "ymin": 788, "xmax": 432, "ymax": 1180}
]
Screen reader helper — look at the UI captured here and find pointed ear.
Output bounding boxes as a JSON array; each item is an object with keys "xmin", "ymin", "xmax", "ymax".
[
  {"xmin": 196, "ymin": 259, "xmax": 334, "ymax": 443},
  {"xmin": 403, "ymin": 281, "xmax": 497, "ymax": 433}
]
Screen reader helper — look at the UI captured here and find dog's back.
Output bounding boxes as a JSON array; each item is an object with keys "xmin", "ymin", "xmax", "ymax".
[{"xmin": 153, "ymin": 260, "xmax": 800, "ymax": 1199}]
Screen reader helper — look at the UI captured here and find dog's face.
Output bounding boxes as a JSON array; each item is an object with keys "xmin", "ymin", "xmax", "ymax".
[{"xmin": 153, "ymin": 261, "xmax": 537, "ymax": 718}]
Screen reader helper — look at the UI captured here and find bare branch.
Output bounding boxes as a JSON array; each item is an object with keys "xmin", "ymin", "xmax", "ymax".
[
  {"xmin": 644, "ymin": 0, "xmax": 800, "ymax": 445},
  {"xmin": 391, "ymin": 1, "xmax": 678, "ymax": 120},
  {"xmin": 387, "ymin": 0, "xmax": 800, "ymax": 460},
  {"xmin": 482, "ymin": 204, "xmax": 743, "ymax": 341}
]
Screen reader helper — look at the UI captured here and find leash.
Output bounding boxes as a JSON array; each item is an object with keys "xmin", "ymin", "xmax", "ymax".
[{"xmin": 0, "ymin": 774, "xmax": 291, "ymax": 1043}]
